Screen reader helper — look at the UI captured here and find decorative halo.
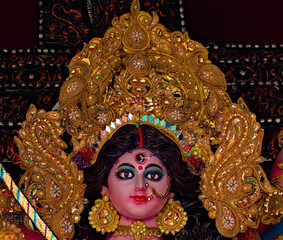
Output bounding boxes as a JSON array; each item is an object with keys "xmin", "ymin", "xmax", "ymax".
[{"xmin": 13, "ymin": 0, "xmax": 282, "ymax": 239}]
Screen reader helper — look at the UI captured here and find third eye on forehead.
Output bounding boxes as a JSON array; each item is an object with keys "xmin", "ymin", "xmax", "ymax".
[
  {"xmin": 135, "ymin": 153, "xmax": 147, "ymax": 164},
  {"xmin": 117, "ymin": 163, "xmax": 163, "ymax": 172}
]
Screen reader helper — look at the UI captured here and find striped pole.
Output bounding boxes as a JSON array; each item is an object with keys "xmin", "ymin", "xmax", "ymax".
[{"xmin": 0, "ymin": 163, "xmax": 57, "ymax": 240}]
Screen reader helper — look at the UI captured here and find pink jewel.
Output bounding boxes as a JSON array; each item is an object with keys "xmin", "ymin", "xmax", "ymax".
[
  {"xmin": 184, "ymin": 145, "xmax": 190, "ymax": 151},
  {"xmin": 122, "ymin": 115, "xmax": 128, "ymax": 122},
  {"xmin": 138, "ymin": 166, "xmax": 143, "ymax": 170}
]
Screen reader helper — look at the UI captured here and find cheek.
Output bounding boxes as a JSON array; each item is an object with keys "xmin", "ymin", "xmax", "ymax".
[
  {"xmin": 107, "ymin": 176, "xmax": 132, "ymax": 199},
  {"xmin": 150, "ymin": 175, "xmax": 170, "ymax": 194}
]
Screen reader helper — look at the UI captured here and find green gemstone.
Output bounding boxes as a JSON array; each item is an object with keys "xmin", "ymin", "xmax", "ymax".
[
  {"xmin": 234, "ymin": 201, "xmax": 237, "ymax": 205},
  {"xmin": 252, "ymin": 181, "xmax": 255, "ymax": 185},
  {"xmin": 230, "ymin": 184, "xmax": 234, "ymax": 187},
  {"xmin": 50, "ymin": 209, "xmax": 53, "ymax": 212},
  {"xmin": 65, "ymin": 225, "xmax": 69, "ymax": 229},
  {"xmin": 148, "ymin": 114, "xmax": 153, "ymax": 121},
  {"xmin": 25, "ymin": 159, "xmax": 29, "ymax": 162},
  {"xmin": 160, "ymin": 120, "xmax": 165, "ymax": 127},
  {"xmin": 154, "ymin": 118, "xmax": 159, "ymax": 125},
  {"xmin": 142, "ymin": 115, "xmax": 147, "ymax": 122},
  {"xmin": 30, "ymin": 196, "xmax": 33, "ymax": 199},
  {"xmin": 249, "ymin": 178, "xmax": 252, "ymax": 181},
  {"xmin": 54, "ymin": 189, "xmax": 57, "ymax": 193},
  {"xmin": 34, "ymin": 184, "xmax": 37, "ymax": 188},
  {"xmin": 175, "ymin": 131, "xmax": 181, "ymax": 136},
  {"xmin": 39, "ymin": 184, "xmax": 42, "ymax": 187},
  {"xmin": 227, "ymin": 220, "xmax": 230, "ymax": 224},
  {"xmin": 165, "ymin": 122, "xmax": 171, "ymax": 128}
]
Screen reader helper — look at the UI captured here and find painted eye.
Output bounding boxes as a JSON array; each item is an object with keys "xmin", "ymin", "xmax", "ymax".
[
  {"xmin": 117, "ymin": 170, "xmax": 134, "ymax": 180},
  {"xmin": 146, "ymin": 172, "xmax": 162, "ymax": 181}
]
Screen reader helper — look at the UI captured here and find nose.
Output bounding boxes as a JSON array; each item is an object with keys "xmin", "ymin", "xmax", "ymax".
[{"xmin": 134, "ymin": 173, "xmax": 146, "ymax": 191}]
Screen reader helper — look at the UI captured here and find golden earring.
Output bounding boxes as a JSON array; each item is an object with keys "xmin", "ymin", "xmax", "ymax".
[
  {"xmin": 156, "ymin": 198, "xmax": 188, "ymax": 235},
  {"xmin": 152, "ymin": 177, "xmax": 171, "ymax": 199},
  {"xmin": 88, "ymin": 195, "xmax": 120, "ymax": 234}
]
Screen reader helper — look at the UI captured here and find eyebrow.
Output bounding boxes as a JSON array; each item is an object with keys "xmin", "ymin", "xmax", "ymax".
[
  {"xmin": 117, "ymin": 163, "xmax": 135, "ymax": 169},
  {"xmin": 145, "ymin": 164, "xmax": 163, "ymax": 170}
]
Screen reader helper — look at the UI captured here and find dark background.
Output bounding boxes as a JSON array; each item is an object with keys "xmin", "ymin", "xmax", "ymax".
[
  {"xmin": 0, "ymin": 0, "xmax": 282, "ymax": 48},
  {"xmin": 0, "ymin": 0, "xmax": 282, "ymax": 172}
]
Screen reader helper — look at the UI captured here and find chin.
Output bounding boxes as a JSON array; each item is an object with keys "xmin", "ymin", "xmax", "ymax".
[
  {"xmin": 125, "ymin": 205, "xmax": 160, "ymax": 220},
  {"xmin": 126, "ymin": 211, "xmax": 156, "ymax": 220}
]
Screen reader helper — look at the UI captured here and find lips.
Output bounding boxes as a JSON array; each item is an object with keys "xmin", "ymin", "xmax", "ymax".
[{"xmin": 132, "ymin": 195, "xmax": 146, "ymax": 202}]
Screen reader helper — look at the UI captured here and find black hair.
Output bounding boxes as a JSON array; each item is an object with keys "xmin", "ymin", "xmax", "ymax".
[{"xmin": 74, "ymin": 124, "xmax": 230, "ymax": 240}]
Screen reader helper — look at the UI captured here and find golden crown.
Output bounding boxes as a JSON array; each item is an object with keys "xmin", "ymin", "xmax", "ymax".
[{"xmin": 13, "ymin": 0, "xmax": 282, "ymax": 239}]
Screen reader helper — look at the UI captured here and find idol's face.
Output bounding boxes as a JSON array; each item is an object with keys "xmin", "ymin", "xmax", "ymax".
[{"xmin": 102, "ymin": 148, "xmax": 173, "ymax": 220}]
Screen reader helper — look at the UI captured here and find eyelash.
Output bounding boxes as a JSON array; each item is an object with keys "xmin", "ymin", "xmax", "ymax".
[
  {"xmin": 144, "ymin": 170, "xmax": 164, "ymax": 182},
  {"xmin": 115, "ymin": 169, "xmax": 135, "ymax": 180},
  {"xmin": 114, "ymin": 169, "xmax": 164, "ymax": 182}
]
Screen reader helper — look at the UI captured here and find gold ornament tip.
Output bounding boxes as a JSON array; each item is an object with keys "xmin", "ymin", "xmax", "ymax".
[{"xmin": 131, "ymin": 0, "xmax": 141, "ymax": 15}]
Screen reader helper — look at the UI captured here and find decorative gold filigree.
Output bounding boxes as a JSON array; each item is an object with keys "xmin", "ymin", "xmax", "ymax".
[
  {"xmin": 88, "ymin": 195, "xmax": 119, "ymax": 234},
  {"xmin": 15, "ymin": 105, "xmax": 87, "ymax": 239},
  {"xmin": 0, "ymin": 216, "xmax": 25, "ymax": 240},
  {"xmin": 14, "ymin": 0, "xmax": 282, "ymax": 239},
  {"xmin": 116, "ymin": 221, "xmax": 161, "ymax": 240},
  {"xmin": 156, "ymin": 198, "xmax": 188, "ymax": 235},
  {"xmin": 259, "ymin": 189, "xmax": 283, "ymax": 225}
]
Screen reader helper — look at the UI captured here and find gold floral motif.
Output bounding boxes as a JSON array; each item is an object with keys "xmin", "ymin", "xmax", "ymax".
[
  {"xmin": 116, "ymin": 221, "xmax": 161, "ymax": 240},
  {"xmin": 0, "ymin": 217, "xmax": 25, "ymax": 240}
]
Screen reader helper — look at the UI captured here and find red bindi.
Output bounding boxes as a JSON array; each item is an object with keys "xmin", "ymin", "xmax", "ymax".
[{"xmin": 138, "ymin": 166, "xmax": 143, "ymax": 170}]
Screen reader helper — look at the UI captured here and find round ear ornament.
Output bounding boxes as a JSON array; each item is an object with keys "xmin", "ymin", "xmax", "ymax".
[{"xmin": 88, "ymin": 195, "xmax": 120, "ymax": 234}]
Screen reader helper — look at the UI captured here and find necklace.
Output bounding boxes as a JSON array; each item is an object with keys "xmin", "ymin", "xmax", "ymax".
[{"xmin": 115, "ymin": 221, "xmax": 161, "ymax": 240}]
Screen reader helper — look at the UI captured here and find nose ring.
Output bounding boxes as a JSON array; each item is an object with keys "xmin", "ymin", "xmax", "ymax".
[{"xmin": 152, "ymin": 177, "xmax": 171, "ymax": 199}]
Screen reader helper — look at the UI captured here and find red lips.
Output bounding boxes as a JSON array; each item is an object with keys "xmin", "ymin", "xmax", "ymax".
[{"xmin": 132, "ymin": 195, "xmax": 146, "ymax": 202}]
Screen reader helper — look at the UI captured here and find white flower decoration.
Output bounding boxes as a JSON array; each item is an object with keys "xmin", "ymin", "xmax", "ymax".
[
  {"xmin": 170, "ymin": 109, "xmax": 182, "ymax": 121},
  {"xmin": 226, "ymin": 176, "xmax": 238, "ymax": 192},
  {"xmin": 62, "ymin": 220, "xmax": 73, "ymax": 233},
  {"xmin": 97, "ymin": 112, "xmax": 108, "ymax": 124},
  {"xmin": 50, "ymin": 181, "xmax": 61, "ymax": 198},
  {"xmin": 66, "ymin": 81, "xmax": 78, "ymax": 92},
  {"xmin": 223, "ymin": 215, "xmax": 234, "ymax": 228},
  {"xmin": 131, "ymin": 31, "xmax": 143, "ymax": 42},
  {"xmin": 68, "ymin": 110, "xmax": 80, "ymax": 120},
  {"xmin": 132, "ymin": 58, "xmax": 145, "ymax": 69},
  {"xmin": 202, "ymin": 71, "xmax": 214, "ymax": 79}
]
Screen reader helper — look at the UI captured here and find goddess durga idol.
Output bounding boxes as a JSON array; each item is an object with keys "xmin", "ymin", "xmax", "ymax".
[{"xmin": 1, "ymin": 0, "xmax": 282, "ymax": 239}]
